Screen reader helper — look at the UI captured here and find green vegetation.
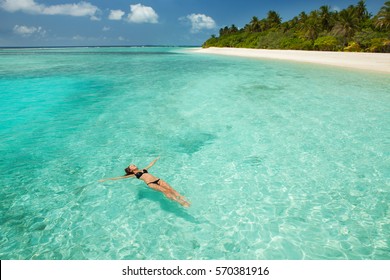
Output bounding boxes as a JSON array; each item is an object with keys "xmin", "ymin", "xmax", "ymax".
[{"xmin": 203, "ymin": 1, "xmax": 390, "ymax": 52}]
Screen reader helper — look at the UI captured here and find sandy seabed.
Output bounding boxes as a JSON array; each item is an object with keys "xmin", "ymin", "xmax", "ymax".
[{"xmin": 194, "ymin": 47, "xmax": 390, "ymax": 74}]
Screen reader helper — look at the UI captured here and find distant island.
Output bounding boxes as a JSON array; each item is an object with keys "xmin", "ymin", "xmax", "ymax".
[{"xmin": 203, "ymin": 0, "xmax": 390, "ymax": 53}]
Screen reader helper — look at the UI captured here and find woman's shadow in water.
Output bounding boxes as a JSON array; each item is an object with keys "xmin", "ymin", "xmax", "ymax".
[{"xmin": 137, "ymin": 189, "xmax": 199, "ymax": 224}]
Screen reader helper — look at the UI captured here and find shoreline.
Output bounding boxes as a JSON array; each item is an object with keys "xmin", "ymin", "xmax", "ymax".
[{"xmin": 193, "ymin": 47, "xmax": 390, "ymax": 74}]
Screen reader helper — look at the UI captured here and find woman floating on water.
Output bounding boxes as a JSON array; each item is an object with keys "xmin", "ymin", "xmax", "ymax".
[{"xmin": 99, "ymin": 157, "xmax": 191, "ymax": 207}]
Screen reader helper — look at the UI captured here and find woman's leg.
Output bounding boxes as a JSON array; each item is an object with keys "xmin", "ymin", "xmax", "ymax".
[
  {"xmin": 160, "ymin": 180, "xmax": 191, "ymax": 207},
  {"xmin": 149, "ymin": 180, "xmax": 191, "ymax": 207}
]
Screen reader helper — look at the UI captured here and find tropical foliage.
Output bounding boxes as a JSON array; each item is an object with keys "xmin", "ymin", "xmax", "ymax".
[{"xmin": 203, "ymin": 1, "xmax": 390, "ymax": 52}]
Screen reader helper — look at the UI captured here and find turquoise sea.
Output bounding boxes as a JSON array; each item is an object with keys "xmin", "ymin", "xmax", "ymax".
[{"xmin": 0, "ymin": 47, "xmax": 389, "ymax": 260}]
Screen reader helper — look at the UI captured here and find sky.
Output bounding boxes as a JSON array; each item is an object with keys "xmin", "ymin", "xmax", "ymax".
[{"xmin": 0, "ymin": 0, "xmax": 386, "ymax": 47}]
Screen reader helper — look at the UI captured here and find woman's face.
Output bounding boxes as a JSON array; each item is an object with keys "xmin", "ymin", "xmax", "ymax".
[{"xmin": 128, "ymin": 164, "xmax": 137, "ymax": 172}]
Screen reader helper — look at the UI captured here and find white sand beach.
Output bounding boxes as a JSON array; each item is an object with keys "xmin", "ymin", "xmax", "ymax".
[{"xmin": 194, "ymin": 47, "xmax": 390, "ymax": 74}]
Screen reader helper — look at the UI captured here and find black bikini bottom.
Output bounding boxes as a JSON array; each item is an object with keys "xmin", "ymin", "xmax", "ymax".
[{"xmin": 147, "ymin": 179, "xmax": 160, "ymax": 185}]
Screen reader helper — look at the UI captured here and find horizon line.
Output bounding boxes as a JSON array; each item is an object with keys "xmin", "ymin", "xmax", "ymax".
[{"xmin": 0, "ymin": 44, "xmax": 201, "ymax": 49}]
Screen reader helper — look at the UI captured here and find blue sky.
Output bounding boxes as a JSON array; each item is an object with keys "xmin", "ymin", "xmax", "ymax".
[{"xmin": 0, "ymin": 0, "xmax": 386, "ymax": 46}]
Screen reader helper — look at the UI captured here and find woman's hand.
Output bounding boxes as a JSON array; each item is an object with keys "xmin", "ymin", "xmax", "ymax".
[{"xmin": 144, "ymin": 156, "xmax": 160, "ymax": 170}]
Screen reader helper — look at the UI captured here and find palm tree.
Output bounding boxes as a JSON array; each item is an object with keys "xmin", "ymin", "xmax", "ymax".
[
  {"xmin": 249, "ymin": 16, "xmax": 261, "ymax": 32},
  {"xmin": 230, "ymin": 24, "xmax": 239, "ymax": 33},
  {"xmin": 219, "ymin": 26, "xmax": 231, "ymax": 36},
  {"xmin": 289, "ymin": 16, "xmax": 299, "ymax": 28},
  {"xmin": 297, "ymin": 11, "xmax": 308, "ymax": 31},
  {"xmin": 298, "ymin": 11, "xmax": 308, "ymax": 22},
  {"xmin": 304, "ymin": 11, "xmax": 321, "ymax": 41},
  {"xmin": 319, "ymin": 5, "xmax": 332, "ymax": 31},
  {"xmin": 356, "ymin": 0, "xmax": 370, "ymax": 22},
  {"xmin": 375, "ymin": 1, "xmax": 390, "ymax": 30},
  {"xmin": 333, "ymin": 7, "xmax": 359, "ymax": 44},
  {"xmin": 266, "ymin": 10, "xmax": 282, "ymax": 28}
]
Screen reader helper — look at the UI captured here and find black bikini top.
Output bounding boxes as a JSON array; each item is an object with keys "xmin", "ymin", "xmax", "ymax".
[{"xmin": 135, "ymin": 169, "xmax": 148, "ymax": 179}]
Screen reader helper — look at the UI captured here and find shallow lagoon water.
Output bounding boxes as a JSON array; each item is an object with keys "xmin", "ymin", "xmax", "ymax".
[{"xmin": 0, "ymin": 47, "xmax": 389, "ymax": 259}]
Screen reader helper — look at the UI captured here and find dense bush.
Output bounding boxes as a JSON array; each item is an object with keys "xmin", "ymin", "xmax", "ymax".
[
  {"xmin": 314, "ymin": 36, "xmax": 340, "ymax": 51},
  {"xmin": 344, "ymin": 42, "xmax": 362, "ymax": 52},
  {"xmin": 369, "ymin": 38, "xmax": 390, "ymax": 52},
  {"xmin": 280, "ymin": 37, "xmax": 313, "ymax": 50}
]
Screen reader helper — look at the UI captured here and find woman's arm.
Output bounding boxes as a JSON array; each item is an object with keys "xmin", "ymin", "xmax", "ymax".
[
  {"xmin": 99, "ymin": 174, "xmax": 134, "ymax": 183},
  {"xmin": 144, "ymin": 156, "xmax": 160, "ymax": 170}
]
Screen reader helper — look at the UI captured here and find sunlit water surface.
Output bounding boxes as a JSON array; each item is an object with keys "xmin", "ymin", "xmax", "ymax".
[{"xmin": 0, "ymin": 47, "xmax": 389, "ymax": 259}]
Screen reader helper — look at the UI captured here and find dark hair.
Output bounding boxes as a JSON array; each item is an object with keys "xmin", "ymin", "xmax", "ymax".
[{"xmin": 124, "ymin": 167, "xmax": 133, "ymax": 175}]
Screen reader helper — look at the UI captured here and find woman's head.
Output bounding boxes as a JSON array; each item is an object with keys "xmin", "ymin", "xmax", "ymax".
[{"xmin": 124, "ymin": 164, "xmax": 137, "ymax": 175}]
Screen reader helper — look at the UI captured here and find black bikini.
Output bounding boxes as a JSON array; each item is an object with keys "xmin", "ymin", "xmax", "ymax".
[
  {"xmin": 147, "ymin": 179, "xmax": 161, "ymax": 185},
  {"xmin": 134, "ymin": 169, "xmax": 161, "ymax": 185},
  {"xmin": 135, "ymin": 169, "xmax": 148, "ymax": 179}
]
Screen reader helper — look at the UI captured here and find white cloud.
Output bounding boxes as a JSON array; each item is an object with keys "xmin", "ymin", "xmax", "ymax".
[
  {"xmin": 13, "ymin": 24, "xmax": 46, "ymax": 37},
  {"xmin": 102, "ymin": 26, "xmax": 110, "ymax": 32},
  {"xmin": 108, "ymin": 9, "xmax": 125, "ymax": 20},
  {"xmin": 42, "ymin": 2, "xmax": 100, "ymax": 19},
  {"xmin": 127, "ymin": 3, "xmax": 158, "ymax": 24},
  {"xmin": 332, "ymin": 6, "xmax": 341, "ymax": 12},
  {"xmin": 0, "ymin": 0, "xmax": 100, "ymax": 19},
  {"xmin": 72, "ymin": 35, "xmax": 84, "ymax": 40},
  {"xmin": 1, "ymin": 0, "xmax": 42, "ymax": 13},
  {"xmin": 183, "ymin": 14, "xmax": 216, "ymax": 33}
]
